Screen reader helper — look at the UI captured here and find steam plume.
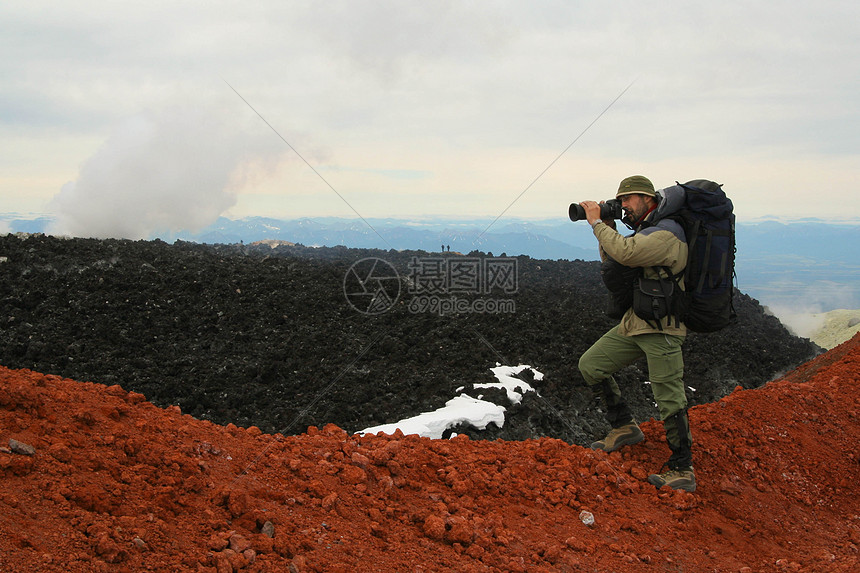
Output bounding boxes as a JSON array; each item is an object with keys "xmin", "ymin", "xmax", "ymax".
[{"xmin": 50, "ymin": 105, "xmax": 277, "ymax": 239}]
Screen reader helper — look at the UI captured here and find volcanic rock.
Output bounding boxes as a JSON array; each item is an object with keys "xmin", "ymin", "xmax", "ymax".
[
  {"xmin": 0, "ymin": 234, "xmax": 820, "ymax": 446},
  {"xmin": 1, "ymin": 333, "xmax": 858, "ymax": 570}
]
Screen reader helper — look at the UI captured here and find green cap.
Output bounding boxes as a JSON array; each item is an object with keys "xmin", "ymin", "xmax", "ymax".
[{"xmin": 616, "ymin": 175, "xmax": 656, "ymax": 198}]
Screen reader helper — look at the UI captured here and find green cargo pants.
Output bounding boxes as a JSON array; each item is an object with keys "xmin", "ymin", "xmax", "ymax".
[{"xmin": 579, "ymin": 325, "xmax": 692, "ymax": 466}]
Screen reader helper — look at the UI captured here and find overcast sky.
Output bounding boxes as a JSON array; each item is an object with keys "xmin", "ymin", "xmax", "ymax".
[{"xmin": 2, "ymin": 1, "xmax": 858, "ymax": 238}]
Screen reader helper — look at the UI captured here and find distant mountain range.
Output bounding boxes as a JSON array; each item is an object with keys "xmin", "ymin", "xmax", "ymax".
[
  {"xmin": 176, "ymin": 216, "xmax": 602, "ymax": 262},
  {"xmin": 2, "ymin": 214, "xmax": 858, "ymax": 311}
]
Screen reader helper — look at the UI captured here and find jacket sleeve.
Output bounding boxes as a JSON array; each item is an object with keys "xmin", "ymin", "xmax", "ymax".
[{"xmin": 592, "ymin": 221, "xmax": 686, "ymax": 271}]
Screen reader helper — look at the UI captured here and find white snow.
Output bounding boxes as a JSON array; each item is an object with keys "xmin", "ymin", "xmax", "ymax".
[
  {"xmin": 359, "ymin": 394, "xmax": 506, "ymax": 440},
  {"xmin": 358, "ymin": 364, "xmax": 543, "ymax": 439},
  {"xmin": 478, "ymin": 364, "xmax": 542, "ymax": 404}
]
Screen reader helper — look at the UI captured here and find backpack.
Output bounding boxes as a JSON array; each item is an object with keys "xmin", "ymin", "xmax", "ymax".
[{"xmin": 658, "ymin": 179, "xmax": 737, "ymax": 333}]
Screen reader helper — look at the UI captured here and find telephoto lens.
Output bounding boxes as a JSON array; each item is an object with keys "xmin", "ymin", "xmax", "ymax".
[
  {"xmin": 569, "ymin": 199, "xmax": 623, "ymax": 222},
  {"xmin": 569, "ymin": 203, "xmax": 587, "ymax": 221}
]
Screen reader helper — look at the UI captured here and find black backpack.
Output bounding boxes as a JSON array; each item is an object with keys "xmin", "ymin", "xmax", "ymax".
[{"xmin": 665, "ymin": 179, "xmax": 737, "ymax": 332}]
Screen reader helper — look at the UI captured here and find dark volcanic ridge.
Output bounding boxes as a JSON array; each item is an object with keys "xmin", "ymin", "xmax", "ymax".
[{"xmin": 0, "ymin": 234, "xmax": 820, "ymax": 446}]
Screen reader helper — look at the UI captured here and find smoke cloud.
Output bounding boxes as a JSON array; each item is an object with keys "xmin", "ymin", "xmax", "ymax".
[
  {"xmin": 764, "ymin": 281, "xmax": 859, "ymax": 338},
  {"xmin": 767, "ymin": 304, "xmax": 826, "ymax": 339},
  {"xmin": 49, "ymin": 105, "xmax": 280, "ymax": 240}
]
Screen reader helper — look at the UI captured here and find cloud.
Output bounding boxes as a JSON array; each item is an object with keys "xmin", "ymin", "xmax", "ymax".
[
  {"xmin": 48, "ymin": 104, "xmax": 284, "ymax": 239},
  {"xmin": 298, "ymin": 1, "xmax": 516, "ymax": 81},
  {"xmin": 2, "ymin": 2, "xmax": 859, "ymax": 222}
]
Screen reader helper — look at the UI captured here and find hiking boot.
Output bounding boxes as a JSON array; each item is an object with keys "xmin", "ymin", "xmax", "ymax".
[
  {"xmin": 647, "ymin": 468, "xmax": 696, "ymax": 492},
  {"xmin": 590, "ymin": 422, "xmax": 644, "ymax": 453}
]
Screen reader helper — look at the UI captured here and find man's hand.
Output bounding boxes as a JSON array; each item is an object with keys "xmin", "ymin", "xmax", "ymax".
[
  {"xmin": 582, "ymin": 200, "xmax": 617, "ymax": 229},
  {"xmin": 581, "ymin": 201, "xmax": 601, "ymax": 226}
]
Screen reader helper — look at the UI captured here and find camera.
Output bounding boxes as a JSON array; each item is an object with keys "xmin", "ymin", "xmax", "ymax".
[{"xmin": 568, "ymin": 198, "xmax": 623, "ymax": 222}]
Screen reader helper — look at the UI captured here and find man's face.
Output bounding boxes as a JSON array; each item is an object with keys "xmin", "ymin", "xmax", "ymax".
[{"xmin": 620, "ymin": 194, "xmax": 653, "ymax": 220}]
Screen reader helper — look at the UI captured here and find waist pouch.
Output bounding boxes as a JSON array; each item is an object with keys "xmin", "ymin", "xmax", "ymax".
[{"xmin": 633, "ymin": 277, "xmax": 675, "ymax": 322}]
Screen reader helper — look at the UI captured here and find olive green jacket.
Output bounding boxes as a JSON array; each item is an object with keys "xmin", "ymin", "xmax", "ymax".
[{"xmin": 592, "ymin": 216, "xmax": 688, "ymax": 336}]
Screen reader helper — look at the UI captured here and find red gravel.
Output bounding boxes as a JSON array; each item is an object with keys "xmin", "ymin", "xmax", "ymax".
[{"xmin": 2, "ymin": 334, "xmax": 859, "ymax": 572}]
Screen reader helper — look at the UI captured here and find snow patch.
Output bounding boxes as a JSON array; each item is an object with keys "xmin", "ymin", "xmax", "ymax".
[
  {"xmin": 358, "ymin": 364, "xmax": 543, "ymax": 439},
  {"xmin": 359, "ymin": 395, "xmax": 506, "ymax": 440},
  {"xmin": 477, "ymin": 364, "xmax": 542, "ymax": 404}
]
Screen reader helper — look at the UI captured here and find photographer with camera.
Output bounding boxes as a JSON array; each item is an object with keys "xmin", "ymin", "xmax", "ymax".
[{"xmin": 573, "ymin": 175, "xmax": 696, "ymax": 492}]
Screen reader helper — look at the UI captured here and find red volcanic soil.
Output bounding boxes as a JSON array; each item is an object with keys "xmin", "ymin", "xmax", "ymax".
[{"xmin": 2, "ymin": 335, "xmax": 859, "ymax": 573}]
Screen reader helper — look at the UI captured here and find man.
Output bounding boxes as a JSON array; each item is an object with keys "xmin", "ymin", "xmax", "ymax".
[{"xmin": 578, "ymin": 175, "xmax": 695, "ymax": 492}]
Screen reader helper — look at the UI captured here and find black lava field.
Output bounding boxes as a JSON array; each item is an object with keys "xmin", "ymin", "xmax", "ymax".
[{"xmin": 0, "ymin": 233, "xmax": 819, "ymax": 447}]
